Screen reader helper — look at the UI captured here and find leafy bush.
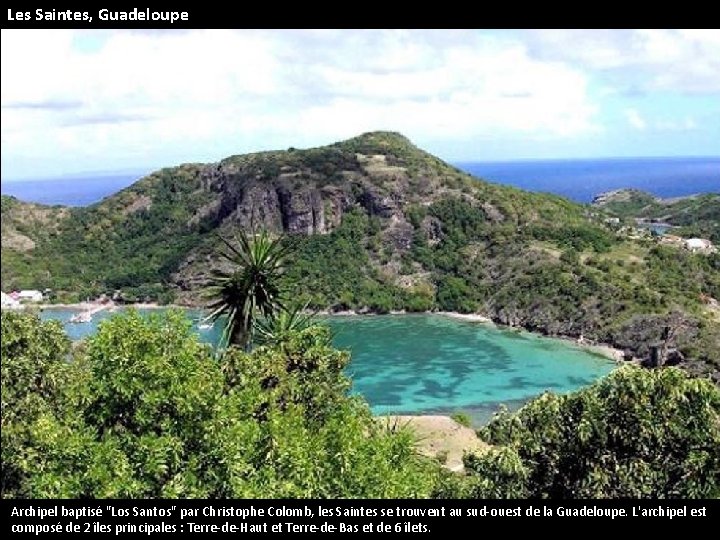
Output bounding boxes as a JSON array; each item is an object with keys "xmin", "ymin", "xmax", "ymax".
[
  {"xmin": 0, "ymin": 310, "xmax": 436, "ymax": 498},
  {"xmin": 460, "ymin": 367, "xmax": 720, "ymax": 498}
]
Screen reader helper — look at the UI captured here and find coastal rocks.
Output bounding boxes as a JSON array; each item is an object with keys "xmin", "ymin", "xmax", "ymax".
[
  {"xmin": 613, "ymin": 313, "xmax": 698, "ymax": 365},
  {"xmin": 122, "ymin": 194, "xmax": 153, "ymax": 215},
  {"xmin": 2, "ymin": 230, "xmax": 35, "ymax": 251},
  {"xmin": 319, "ymin": 186, "xmax": 351, "ymax": 232},
  {"xmin": 495, "ymin": 308, "xmax": 523, "ymax": 328},
  {"xmin": 232, "ymin": 184, "xmax": 285, "ymax": 232},
  {"xmin": 192, "ymin": 168, "xmax": 346, "ymax": 236}
]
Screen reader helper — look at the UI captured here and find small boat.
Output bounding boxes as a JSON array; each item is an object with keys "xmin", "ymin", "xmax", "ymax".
[
  {"xmin": 198, "ymin": 322, "xmax": 213, "ymax": 331},
  {"xmin": 69, "ymin": 312, "xmax": 92, "ymax": 324}
]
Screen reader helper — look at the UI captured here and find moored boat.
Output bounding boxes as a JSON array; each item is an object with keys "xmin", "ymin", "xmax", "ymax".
[{"xmin": 69, "ymin": 312, "xmax": 92, "ymax": 324}]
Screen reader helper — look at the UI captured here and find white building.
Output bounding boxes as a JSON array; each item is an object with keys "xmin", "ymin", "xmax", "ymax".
[
  {"xmin": 17, "ymin": 290, "xmax": 43, "ymax": 302},
  {"xmin": 1, "ymin": 292, "xmax": 21, "ymax": 309},
  {"xmin": 685, "ymin": 238, "xmax": 714, "ymax": 252}
]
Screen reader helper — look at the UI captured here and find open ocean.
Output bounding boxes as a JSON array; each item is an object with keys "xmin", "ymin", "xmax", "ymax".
[
  {"xmin": 457, "ymin": 156, "xmax": 719, "ymax": 202},
  {"xmin": 1, "ymin": 157, "xmax": 718, "ymax": 206},
  {"xmin": 1, "ymin": 173, "xmax": 142, "ymax": 207}
]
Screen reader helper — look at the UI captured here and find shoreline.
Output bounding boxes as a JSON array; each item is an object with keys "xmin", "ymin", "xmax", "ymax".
[
  {"xmin": 436, "ymin": 311, "xmax": 493, "ymax": 324},
  {"xmin": 29, "ymin": 302, "xmax": 624, "ymax": 362},
  {"xmin": 37, "ymin": 301, "xmax": 185, "ymax": 311},
  {"xmin": 582, "ymin": 343, "xmax": 625, "ymax": 362}
]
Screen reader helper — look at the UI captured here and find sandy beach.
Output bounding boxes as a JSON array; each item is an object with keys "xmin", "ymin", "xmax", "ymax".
[
  {"xmin": 436, "ymin": 311, "xmax": 493, "ymax": 323},
  {"xmin": 582, "ymin": 343, "xmax": 626, "ymax": 362},
  {"xmin": 376, "ymin": 415, "xmax": 489, "ymax": 472}
]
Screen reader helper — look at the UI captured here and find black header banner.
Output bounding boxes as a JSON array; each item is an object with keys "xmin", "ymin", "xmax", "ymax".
[
  {"xmin": 1, "ymin": 7, "xmax": 688, "ymax": 29},
  {"xmin": 2, "ymin": 499, "xmax": 717, "ymax": 536},
  {"xmin": 4, "ymin": 8, "xmax": 197, "ymax": 28}
]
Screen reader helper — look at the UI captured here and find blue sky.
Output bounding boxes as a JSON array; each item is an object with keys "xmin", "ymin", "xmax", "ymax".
[{"xmin": 1, "ymin": 29, "xmax": 719, "ymax": 180}]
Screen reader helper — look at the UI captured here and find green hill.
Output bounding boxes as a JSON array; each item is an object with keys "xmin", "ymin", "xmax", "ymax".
[
  {"xmin": 593, "ymin": 188, "xmax": 720, "ymax": 241},
  {"xmin": 2, "ymin": 132, "xmax": 718, "ymax": 380}
]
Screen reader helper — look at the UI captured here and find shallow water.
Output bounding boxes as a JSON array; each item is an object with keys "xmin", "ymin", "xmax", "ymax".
[{"xmin": 40, "ymin": 309, "xmax": 614, "ymax": 424}]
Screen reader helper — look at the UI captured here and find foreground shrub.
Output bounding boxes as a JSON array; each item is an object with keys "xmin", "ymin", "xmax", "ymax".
[{"xmin": 462, "ymin": 367, "xmax": 720, "ymax": 498}]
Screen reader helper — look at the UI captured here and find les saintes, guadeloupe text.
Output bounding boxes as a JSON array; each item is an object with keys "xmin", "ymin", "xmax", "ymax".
[{"xmin": 7, "ymin": 8, "xmax": 189, "ymax": 24}]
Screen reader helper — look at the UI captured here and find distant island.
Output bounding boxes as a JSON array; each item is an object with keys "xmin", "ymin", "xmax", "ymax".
[
  {"xmin": 2, "ymin": 132, "xmax": 718, "ymax": 383},
  {"xmin": 592, "ymin": 188, "xmax": 719, "ymax": 243}
]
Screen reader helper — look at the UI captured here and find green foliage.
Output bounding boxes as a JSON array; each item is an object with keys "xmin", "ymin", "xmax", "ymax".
[
  {"xmin": 2, "ymin": 166, "xmax": 210, "ymax": 299},
  {"xmin": 436, "ymin": 276, "xmax": 476, "ymax": 313},
  {"xmin": 597, "ymin": 191, "xmax": 720, "ymax": 242},
  {"xmin": 283, "ymin": 209, "xmax": 409, "ymax": 313},
  {"xmin": 428, "ymin": 198, "xmax": 488, "ymax": 244},
  {"xmin": 1, "ymin": 312, "xmax": 72, "ymax": 498},
  {"xmin": 594, "ymin": 189, "xmax": 659, "ymax": 216},
  {"xmin": 205, "ymin": 230, "xmax": 290, "ymax": 348},
  {"xmin": 462, "ymin": 447, "xmax": 530, "ymax": 498},
  {"xmin": 449, "ymin": 411, "xmax": 472, "ymax": 428},
  {"xmin": 83, "ymin": 310, "xmax": 223, "ymax": 497},
  {"xmin": 254, "ymin": 302, "xmax": 322, "ymax": 348},
  {"xmin": 529, "ymin": 224, "xmax": 616, "ymax": 252},
  {"xmin": 1, "ymin": 310, "xmax": 435, "ymax": 498},
  {"xmin": 461, "ymin": 367, "xmax": 720, "ymax": 498},
  {"xmin": 1, "ymin": 194, "xmax": 18, "ymax": 213}
]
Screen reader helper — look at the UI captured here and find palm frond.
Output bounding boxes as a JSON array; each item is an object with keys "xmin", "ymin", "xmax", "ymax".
[
  {"xmin": 254, "ymin": 301, "xmax": 323, "ymax": 347},
  {"xmin": 203, "ymin": 229, "xmax": 292, "ymax": 348}
]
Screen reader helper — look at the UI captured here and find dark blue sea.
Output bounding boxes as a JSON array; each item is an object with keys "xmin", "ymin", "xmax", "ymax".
[
  {"xmin": 1, "ymin": 174, "xmax": 141, "ymax": 207},
  {"xmin": 457, "ymin": 157, "xmax": 719, "ymax": 203},
  {"xmin": 1, "ymin": 157, "xmax": 718, "ymax": 206}
]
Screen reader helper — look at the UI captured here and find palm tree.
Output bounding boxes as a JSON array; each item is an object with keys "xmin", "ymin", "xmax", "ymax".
[
  {"xmin": 205, "ymin": 230, "xmax": 290, "ymax": 349},
  {"xmin": 254, "ymin": 301, "xmax": 325, "ymax": 348}
]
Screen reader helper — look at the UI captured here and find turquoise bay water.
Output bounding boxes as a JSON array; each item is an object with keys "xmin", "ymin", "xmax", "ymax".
[{"xmin": 40, "ymin": 309, "xmax": 614, "ymax": 424}]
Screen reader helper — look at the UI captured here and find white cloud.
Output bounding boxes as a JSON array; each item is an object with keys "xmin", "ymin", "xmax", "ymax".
[
  {"xmin": 1, "ymin": 29, "xmax": 600, "ymax": 178},
  {"xmin": 625, "ymin": 109, "xmax": 647, "ymax": 130},
  {"xmin": 523, "ymin": 29, "xmax": 720, "ymax": 94},
  {"xmin": 655, "ymin": 117, "xmax": 698, "ymax": 131},
  {"xmin": 624, "ymin": 109, "xmax": 701, "ymax": 132}
]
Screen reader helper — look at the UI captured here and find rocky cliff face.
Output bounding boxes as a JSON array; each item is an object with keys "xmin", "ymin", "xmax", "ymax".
[
  {"xmin": 134, "ymin": 132, "xmax": 475, "ymax": 294},
  {"xmin": 144, "ymin": 134, "xmax": 481, "ymax": 293},
  {"xmin": 171, "ymin": 139, "xmax": 445, "ymax": 240}
]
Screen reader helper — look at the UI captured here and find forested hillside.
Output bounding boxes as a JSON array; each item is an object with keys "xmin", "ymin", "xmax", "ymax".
[
  {"xmin": 593, "ymin": 189, "xmax": 720, "ymax": 241},
  {"xmin": 2, "ymin": 132, "xmax": 718, "ymax": 380}
]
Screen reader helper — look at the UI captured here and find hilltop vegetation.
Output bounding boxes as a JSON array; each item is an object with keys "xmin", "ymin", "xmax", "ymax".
[{"xmin": 1, "ymin": 132, "xmax": 718, "ymax": 379}]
